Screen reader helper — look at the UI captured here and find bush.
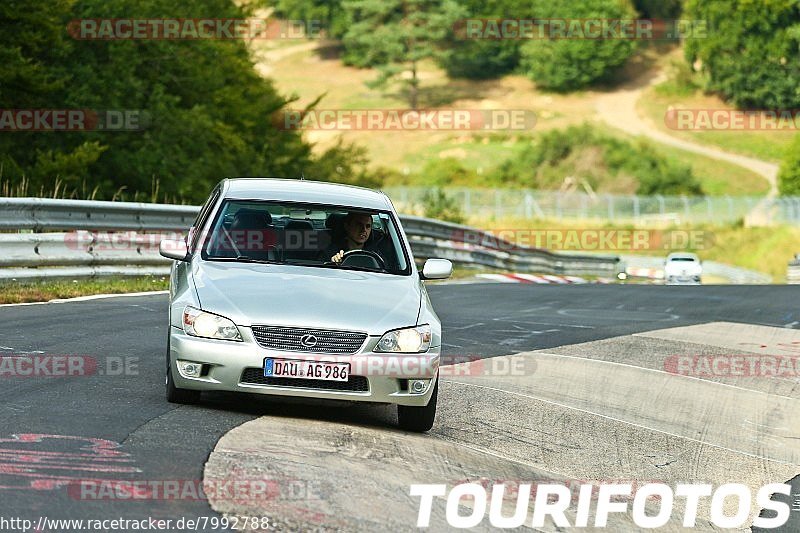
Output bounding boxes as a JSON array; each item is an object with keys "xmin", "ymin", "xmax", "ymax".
[
  {"xmin": 490, "ymin": 125, "xmax": 703, "ymax": 195},
  {"xmin": 684, "ymin": 0, "xmax": 800, "ymax": 110},
  {"xmin": 778, "ymin": 135, "xmax": 800, "ymax": 196},
  {"xmin": 519, "ymin": 0, "xmax": 638, "ymax": 91},
  {"xmin": 422, "ymin": 188, "xmax": 466, "ymax": 224},
  {"xmin": 439, "ymin": 40, "xmax": 520, "ymax": 80},
  {"xmin": 420, "ymin": 158, "xmax": 479, "ymax": 187}
]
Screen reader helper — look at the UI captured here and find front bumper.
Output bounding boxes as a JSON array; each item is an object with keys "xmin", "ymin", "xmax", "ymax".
[
  {"xmin": 666, "ymin": 275, "xmax": 702, "ymax": 285},
  {"xmin": 169, "ymin": 326, "xmax": 440, "ymax": 407}
]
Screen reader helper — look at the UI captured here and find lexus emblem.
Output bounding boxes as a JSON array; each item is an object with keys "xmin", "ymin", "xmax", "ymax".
[{"xmin": 300, "ymin": 334, "xmax": 318, "ymax": 348}]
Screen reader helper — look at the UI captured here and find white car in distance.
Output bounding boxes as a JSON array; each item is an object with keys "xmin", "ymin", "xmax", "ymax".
[{"xmin": 664, "ymin": 252, "xmax": 702, "ymax": 285}]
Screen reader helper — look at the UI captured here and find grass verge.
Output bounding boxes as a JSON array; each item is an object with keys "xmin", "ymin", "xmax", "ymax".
[{"xmin": 0, "ymin": 276, "xmax": 169, "ymax": 304}]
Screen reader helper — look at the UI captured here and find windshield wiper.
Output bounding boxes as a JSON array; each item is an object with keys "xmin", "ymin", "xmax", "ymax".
[{"xmin": 232, "ymin": 255, "xmax": 282, "ymax": 265}]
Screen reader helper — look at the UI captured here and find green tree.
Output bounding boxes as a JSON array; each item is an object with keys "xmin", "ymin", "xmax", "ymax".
[
  {"xmin": 0, "ymin": 0, "xmax": 370, "ymax": 202},
  {"xmin": 519, "ymin": 0, "xmax": 638, "ymax": 92},
  {"xmin": 341, "ymin": 0, "xmax": 465, "ymax": 109},
  {"xmin": 271, "ymin": 0, "xmax": 348, "ymax": 38},
  {"xmin": 684, "ymin": 0, "xmax": 800, "ymax": 109},
  {"xmin": 778, "ymin": 135, "xmax": 800, "ymax": 196},
  {"xmin": 437, "ymin": 0, "xmax": 529, "ymax": 80}
]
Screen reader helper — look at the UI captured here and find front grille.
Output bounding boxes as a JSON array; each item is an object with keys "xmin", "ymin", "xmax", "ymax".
[
  {"xmin": 240, "ymin": 368, "xmax": 369, "ymax": 392},
  {"xmin": 251, "ymin": 325, "xmax": 367, "ymax": 354}
]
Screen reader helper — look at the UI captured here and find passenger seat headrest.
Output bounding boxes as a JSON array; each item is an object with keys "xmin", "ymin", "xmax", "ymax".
[{"xmin": 231, "ymin": 209, "xmax": 272, "ymax": 228}]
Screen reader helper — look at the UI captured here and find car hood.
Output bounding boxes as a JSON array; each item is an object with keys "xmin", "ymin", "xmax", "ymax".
[{"xmin": 191, "ymin": 261, "xmax": 421, "ymax": 335}]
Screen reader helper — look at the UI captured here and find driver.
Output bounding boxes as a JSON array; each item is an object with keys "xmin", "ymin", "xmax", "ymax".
[{"xmin": 321, "ymin": 211, "xmax": 384, "ymax": 264}]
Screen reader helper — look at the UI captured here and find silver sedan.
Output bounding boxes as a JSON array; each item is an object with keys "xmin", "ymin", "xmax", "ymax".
[{"xmin": 159, "ymin": 178, "xmax": 452, "ymax": 432}]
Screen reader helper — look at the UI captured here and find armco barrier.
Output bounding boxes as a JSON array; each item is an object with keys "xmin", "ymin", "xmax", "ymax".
[
  {"xmin": 0, "ymin": 198, "xmax": 198, "ymax": 231},
  {"xmin": 0, "ymin": 198, "xmax": 620, "ymax": 280}
]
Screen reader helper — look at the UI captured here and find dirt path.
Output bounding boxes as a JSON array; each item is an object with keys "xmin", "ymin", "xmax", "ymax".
[{"xmin": 594, "ymin": 72, "xmax": 779, "ymax": 197}]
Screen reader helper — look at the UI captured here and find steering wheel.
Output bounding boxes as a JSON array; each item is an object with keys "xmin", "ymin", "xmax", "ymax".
[{"xmin": 339, "ymin": 249, "xmax": 386, "ymax": 270}]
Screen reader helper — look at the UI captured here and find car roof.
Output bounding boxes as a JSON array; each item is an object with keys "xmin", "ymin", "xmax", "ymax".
[{"xmin": 220, "ymin": 178, "xmax": 392, "ymax": 211}]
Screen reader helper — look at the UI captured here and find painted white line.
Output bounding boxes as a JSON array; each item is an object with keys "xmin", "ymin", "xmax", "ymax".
[
  {"xmin": 0, "ymin": 290, "xmax": 168, "ymax": 307},
  {"xmin": 444, "ymin": 380, "xmax": 797, "ymax": 466}
]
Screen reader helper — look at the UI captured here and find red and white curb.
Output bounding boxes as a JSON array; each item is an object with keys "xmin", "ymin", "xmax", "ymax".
[{"xmin": 477, "ymin": 273, "xmax": 612, "ymax": 284}]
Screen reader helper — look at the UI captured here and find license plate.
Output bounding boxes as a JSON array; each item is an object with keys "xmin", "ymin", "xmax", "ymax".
[{"xmin": 264, "ymin": 358, "xmax": 350, "ymax": 382}]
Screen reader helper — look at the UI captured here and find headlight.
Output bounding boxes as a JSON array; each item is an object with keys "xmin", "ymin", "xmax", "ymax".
[
  {"xmin": 183, "ymin": 306, "xmax": 242, "ymax": 341},
  {"xmin": 375, "ymin": 325, "xmax": 431, "ymax": 353}
]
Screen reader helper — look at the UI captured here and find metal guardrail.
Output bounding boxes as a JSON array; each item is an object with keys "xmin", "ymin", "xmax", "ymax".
[
  {"xmin": 0, "ymin": 198, "xmax": 198, "ymax": 232},
  {"xmin": 0, "ymin": 198, "xmax": 620, "ymax": 280},
  {"xmin": 788, "ymin": 255, "xmax": 800, "ymax": 285}
]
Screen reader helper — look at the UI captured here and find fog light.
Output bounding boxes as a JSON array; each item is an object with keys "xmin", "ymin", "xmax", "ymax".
[
  {"xmin": 177, "ymin": 360, "xmax": 202, "ymax": 378},
  {"xmin": 409, "ymin": 379, "xmax": 429, "ymax": 394}
]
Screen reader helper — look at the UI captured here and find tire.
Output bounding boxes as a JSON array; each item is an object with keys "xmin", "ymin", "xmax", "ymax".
[
  {"xmin": 166, "ymin": 334, "xmax": 201, "ymax": 405},
  {"xmin": 397, "ymin": 378, "xmax": 438, "ymax": 432}
]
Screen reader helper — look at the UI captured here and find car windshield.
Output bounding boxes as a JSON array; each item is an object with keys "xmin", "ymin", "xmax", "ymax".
[
  {"xmin": 669, "ymin": 257, "xmax": 697, "ymax": 262},
  {"xmin": 201, "ymin": 199, "xmax": 411, "ymax": 275}
]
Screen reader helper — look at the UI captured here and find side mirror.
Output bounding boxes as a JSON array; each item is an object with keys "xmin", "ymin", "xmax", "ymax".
[
  {"xmin": 421, "ymin": 258, "xmax": 452, "ymax": 280},
  {"xmin": 159, "ymin": 239, "xmax": 190, "ymax": 262}
]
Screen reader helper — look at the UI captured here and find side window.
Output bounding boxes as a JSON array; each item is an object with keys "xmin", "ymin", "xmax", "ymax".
[{"xmin": 189, "ymin": 186, "xmax": 221, "ymax": 252}]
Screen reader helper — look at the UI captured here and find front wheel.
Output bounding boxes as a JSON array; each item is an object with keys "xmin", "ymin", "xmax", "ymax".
[{"xmin": 397, "ymin": 378, "xmax": 438, "ymax": 432}]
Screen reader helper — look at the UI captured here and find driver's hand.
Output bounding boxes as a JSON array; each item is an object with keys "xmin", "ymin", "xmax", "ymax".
[{"xmin": 331, "ymin": 250, "xmax": 345, "ymax": 263}]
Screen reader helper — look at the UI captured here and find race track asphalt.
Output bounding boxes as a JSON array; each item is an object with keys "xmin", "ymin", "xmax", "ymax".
[{"xmin": 0, "ymin": 284, "xmax": 798, "ymax": 531}]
